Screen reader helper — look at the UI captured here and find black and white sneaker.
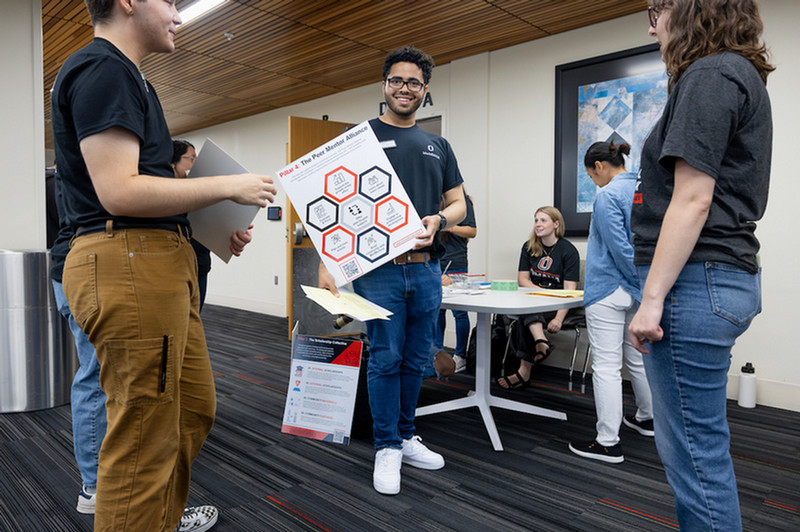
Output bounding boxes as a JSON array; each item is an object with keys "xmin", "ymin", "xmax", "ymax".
[
  {"xmin": 177, "ymin": 506, "xmax": 218, "ymax": 532},
  {"xmin": 568, "ymin": 440, "xmax": 624, "ymax": 464},
  {"xmin": 623, "ymin": 415, "xmax": 655, "ymax": 437}
]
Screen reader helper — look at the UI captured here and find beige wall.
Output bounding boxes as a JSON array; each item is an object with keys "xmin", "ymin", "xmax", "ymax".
[
  {"xmin": 166, "ymin": 2, "xmax": 800, "ymax": 411},
  {"xmin": 0, "ymin": 0, "xmax": 45, "ymax": 250}
]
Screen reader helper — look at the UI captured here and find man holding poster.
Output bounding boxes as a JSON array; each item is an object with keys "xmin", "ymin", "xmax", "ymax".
[{"xmin": 319, "ymin": 46, "xmax": 466, "ymax": 495}]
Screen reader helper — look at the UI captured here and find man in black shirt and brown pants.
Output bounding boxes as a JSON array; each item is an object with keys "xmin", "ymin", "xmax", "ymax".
[{"xmin": 51, "ymin": 1, "xmax": 276, "ymax": 530}]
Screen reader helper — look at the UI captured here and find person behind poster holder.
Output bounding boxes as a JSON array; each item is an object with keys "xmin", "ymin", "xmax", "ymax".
[
  {"xmin": 629, "ymin": 1, "xmax": 774, "ymax": 529},
  {"xmin": 432, "ymin": 187, "xmax": 476, "ymax": 375},
  {"xmin": 170, "ymin": 138, "xmax": 254, "ymax": 311},
  {"xmin": 51, "ymin": 1, "xmax": 276, "ymax": 530},
  {"xmin": 318, "ymin": 45, "xmax": 466, "ymax": 496}
]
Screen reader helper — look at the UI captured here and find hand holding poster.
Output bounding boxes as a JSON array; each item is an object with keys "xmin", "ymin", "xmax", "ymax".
[{"xmin": 276, "ymin": 121, "xmax": 424, "ymax": 286}]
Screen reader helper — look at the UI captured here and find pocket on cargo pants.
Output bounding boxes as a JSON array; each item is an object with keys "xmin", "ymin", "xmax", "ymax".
[
  {"xmin": 62, "ymin": 252, "xmax": 99, "ymax": 330},
  {"xmin": 104, "ymin": 336, "xmax": 176, "ymax": 406}
]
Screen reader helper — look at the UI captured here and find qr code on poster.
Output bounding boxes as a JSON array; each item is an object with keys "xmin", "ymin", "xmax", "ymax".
[
  {"xmin": 333, "ymin": 430, "xmax": 344, "ymax": 443},
  {"xmin": 340, "ymin": 258, "xmax": 362, "ymax": 281}
]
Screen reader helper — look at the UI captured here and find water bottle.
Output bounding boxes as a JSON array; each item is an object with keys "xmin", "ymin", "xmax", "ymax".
[{"xmin": 737, "ymin": 362, "xmax": 757, "ymax": 408}]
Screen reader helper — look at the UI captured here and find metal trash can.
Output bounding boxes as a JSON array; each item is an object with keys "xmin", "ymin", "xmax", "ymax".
[{"xmin": 0, "ymin": 249, "xmax": 78, "ymax": 412}]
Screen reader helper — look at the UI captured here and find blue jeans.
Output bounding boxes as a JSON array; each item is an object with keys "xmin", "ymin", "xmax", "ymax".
[
  {"xmin": 638, "ymin": 262, "xmax": 760, "ymax": 532},
  {"xmin": 434, "ymin": 308, "xmax": 471, "ymax": 358},
  {"xmin": 52, "ymin": 279, "xmax": 107, "ymax": 490},
  {"xmin": 353, "ymin": 259, "xmax": 442, "ymax": 450}
]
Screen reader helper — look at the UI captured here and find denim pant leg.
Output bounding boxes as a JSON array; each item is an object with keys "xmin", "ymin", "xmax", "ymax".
[
  {"xmin": 434, "ymin": 308, "xmax": 446, "ymax": 350},
  {"xmin": 354, "ymin": 260, "xmax": 441, "ymax": 450},
  {"xmin": 638, "ymin": 262, "xmax": 760, "ymax": 532},
  {"xmin": 421, "ymin": 307, "xmax": 448, "ymax": 378},
  {"xmin": 452, "ymin": 309, "xmax": 471, "ymax": 358},
  {"xmin": 52, "ymin": 279, "xmax": 107, "ymax": 490},
  {"xmin": 399, "ymin": 262, "xmax": 442, "ymax": 440}
]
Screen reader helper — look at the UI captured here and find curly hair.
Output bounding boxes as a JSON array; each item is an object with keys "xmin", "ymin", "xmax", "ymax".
[
  {"xmin": 652, "ymin": 0, "xmax": 774, "ymax": 92},
  {"xmin": 382, "ymin": 46, "xmax": 435, "ymax": 84},
  {"xmin": 527, "ymin": 207, "xmax": 566, "ymax": 258}
]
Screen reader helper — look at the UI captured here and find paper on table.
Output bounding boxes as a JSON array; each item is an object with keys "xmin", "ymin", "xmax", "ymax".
[
  {"xmin": 302, "ymin": 285, "xmax": 392, "ymax": 321},
  {"xmin": 186, "ymin": 139, "xmax": 261, "ymax": 263},
  {"xmin": 526, "ymin": 289, "xmax": 584, "ymax": 298}
]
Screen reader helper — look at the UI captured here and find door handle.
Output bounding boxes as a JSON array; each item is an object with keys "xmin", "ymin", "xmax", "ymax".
[{"xmin": 293, "ymin": 222, "xmax": 307, "ymax": 245}]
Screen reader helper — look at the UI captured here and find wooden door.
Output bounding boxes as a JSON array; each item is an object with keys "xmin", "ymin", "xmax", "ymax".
[{"xmin": 285, "ymin": 116, "xmax": 361, "ymax": 339}]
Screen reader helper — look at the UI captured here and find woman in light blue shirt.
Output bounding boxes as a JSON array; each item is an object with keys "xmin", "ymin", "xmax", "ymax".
[{"xmin": 568, "ymin": 141, "xmax": 653, "ymax": 464}]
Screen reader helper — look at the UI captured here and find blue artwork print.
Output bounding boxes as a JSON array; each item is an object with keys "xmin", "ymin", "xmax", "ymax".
[{"xmin": 576, "ymin": 70, "xmax": 668, "ymax": 213}]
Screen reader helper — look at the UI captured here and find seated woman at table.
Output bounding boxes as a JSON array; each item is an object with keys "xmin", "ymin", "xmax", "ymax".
[{"xmin": 497, "ymin": 206, "xmax": 580, "ymax": 389}]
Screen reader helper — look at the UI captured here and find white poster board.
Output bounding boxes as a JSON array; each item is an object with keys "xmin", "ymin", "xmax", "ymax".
[
  {"xmin": 276, "ymin": 121, "xmax": 424, "ymax": 286},
  {"xmin": 281, "ymin": 333, "xmax": 363, "ymax": 445}
]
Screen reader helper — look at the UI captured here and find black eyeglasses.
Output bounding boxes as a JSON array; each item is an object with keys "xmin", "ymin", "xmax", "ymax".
[
  {"xmin": 648, "ymin": 6, "xmax": 660, "ymax": 28},
  {"xmin": 386, "ymin": 77, "xmax": 425, "ymax": 92}
]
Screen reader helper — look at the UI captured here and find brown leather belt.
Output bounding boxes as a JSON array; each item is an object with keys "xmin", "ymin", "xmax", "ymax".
[{"xmin": 392, "ymin": 252, "xmax": 430, "ymax": 265}]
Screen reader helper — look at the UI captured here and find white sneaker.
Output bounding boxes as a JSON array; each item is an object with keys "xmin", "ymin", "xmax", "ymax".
[
  {"xmin": 373, "ymin": 448, "xmax": 402, "ymax": 495},
  {"xmin": 76, "ymin": 485, "xmax": 95, "ymax": 514},
  {"xmin": 177, "ymin": 505, "xmax": 218, "ymax": 532},
  {"xmin": 452, "ymin": 355, "xmax": 467, "ymax": 373},
  {"xmin": 401, "ymin": 435, "xmax": 445, "ymax": 470}
]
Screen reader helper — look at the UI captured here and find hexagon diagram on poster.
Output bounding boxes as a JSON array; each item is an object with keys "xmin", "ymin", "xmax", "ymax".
[{"xmin": 277, "ymin": 121, "xmax": 424, "ymax": 286}]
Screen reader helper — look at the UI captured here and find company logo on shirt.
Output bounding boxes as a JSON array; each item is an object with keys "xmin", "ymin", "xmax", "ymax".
[
  {"xmin": 422, "ymin": 144, "xmax": 440, "ymax": 160},
  {"xmin": 634, "ymin": 169, "xmax": 643, "ymax": 204},
  {"xmin": 537, "ymin": 256, "xmax": 553, "ymax": 271}
]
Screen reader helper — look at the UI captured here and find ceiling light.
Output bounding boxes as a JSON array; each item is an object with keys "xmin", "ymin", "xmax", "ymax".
[{"xmin": 179, "ymin": 0, "xmax": 227, "ymax": 26}]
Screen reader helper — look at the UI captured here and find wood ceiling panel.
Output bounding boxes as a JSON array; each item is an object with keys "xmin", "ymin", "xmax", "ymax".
[
  {"xmin": 497, "ymin": 0, "xmax": 646, "ymax": 33},
  {"xmin": 42, "ymin": 0, "xmax": 647, "ymax": 148}
]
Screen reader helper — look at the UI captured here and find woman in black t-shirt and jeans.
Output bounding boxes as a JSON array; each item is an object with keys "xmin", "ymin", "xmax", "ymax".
[
  {"xmin": 629, "ymin": 1, "xmax": 773, "ymax": 529},
  {"xmin": 497, "ymin": 206, "xmax": 579, "ymax": 389}
]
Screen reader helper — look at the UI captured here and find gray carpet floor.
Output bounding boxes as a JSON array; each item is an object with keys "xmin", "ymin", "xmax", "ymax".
[{"xmin": 1, "ymin": 304, "xmax": 798, "ymax": 531}]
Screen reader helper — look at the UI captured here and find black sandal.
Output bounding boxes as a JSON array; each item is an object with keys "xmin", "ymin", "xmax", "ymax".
[
  {"xmin": 533, "ymin": 338, "xmax": 553, "ymax": 365},
  {"xmin": 496, "ymin": 370, "xmax": 531, "ymax": 390}
]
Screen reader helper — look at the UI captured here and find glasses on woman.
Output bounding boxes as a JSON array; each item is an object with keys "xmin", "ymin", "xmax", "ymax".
[
  {"xmin": 386, "ymin": 77, "xmax": 425, "ymax": 92},
  {"xmin": 648, "ymin": 6, "xmax": 660, "ymax": 28}
]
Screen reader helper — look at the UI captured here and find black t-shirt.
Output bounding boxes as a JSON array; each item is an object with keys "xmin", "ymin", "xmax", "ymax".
[
  {"xmin": 191, "ymin": 239, "xmax": 212, "ymax": 277},
  {"xmin": 441, "ymin": 196, "xmax": 476, "ymax": 271},
  {"xmin": 369, "ymin": 118, "xmax": 463, "ymax": 258},
  {"xmin": 51, "ymin": 38, "xmax": 186, "ymax": 232},
  {"xmin": 631, "ymin": 52, "xmax": 771, "ymax": 273},
  {"xmin": 518, "ymin": 238, "xmax": 580, "ymax": 289}
]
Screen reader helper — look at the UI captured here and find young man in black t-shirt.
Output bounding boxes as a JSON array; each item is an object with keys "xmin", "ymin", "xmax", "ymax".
[
  {"xmin": 51, "ymin": 2, "xmax": 276, "ymax": 530},
  {"xmin": 319, "ymin": 46, "xmax": 466, "ymax": 496}
]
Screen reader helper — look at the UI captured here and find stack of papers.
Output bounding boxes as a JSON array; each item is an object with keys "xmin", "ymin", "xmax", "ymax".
[{"xmin": 302, "ymin": 285, "xmax": 392, "ymax": 321}]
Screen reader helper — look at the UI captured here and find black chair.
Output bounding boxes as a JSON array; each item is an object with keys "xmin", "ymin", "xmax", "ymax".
[
  {"xmin": 562, "ymin": 312, "xmax": 591, "ymax": 392},
  {"xmin": 564, "ymin": 259, "xmax": 591, "ymax": 392}
]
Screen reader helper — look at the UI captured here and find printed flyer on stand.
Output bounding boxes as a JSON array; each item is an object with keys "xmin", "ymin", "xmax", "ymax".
[
  {"xmin": 276, "ymin": 121, "xmax": 424, "ymax": 286},
  {"xmin": 281, "ymin": 334, "xmax": 363, "ymax": 445}
]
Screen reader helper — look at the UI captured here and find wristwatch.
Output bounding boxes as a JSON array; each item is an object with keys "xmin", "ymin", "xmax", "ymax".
[{"xmin": 437, "ymin": 212, "xmax": 447, "ymax": 232}]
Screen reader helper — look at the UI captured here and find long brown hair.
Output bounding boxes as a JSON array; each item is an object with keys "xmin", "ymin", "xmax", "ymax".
[
  {"xmin": 652, "ymin": 0, "xmax": 774, "ymax": 92},
  {"xmin": 527, "ymin": 206, "xmax": 565, "ymax": 258}
]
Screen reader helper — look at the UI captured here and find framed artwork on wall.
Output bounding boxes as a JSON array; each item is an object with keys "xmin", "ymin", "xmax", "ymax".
[{"xmin": 554, "ymin": 43, "xmax": 667, "ymax": 237}]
